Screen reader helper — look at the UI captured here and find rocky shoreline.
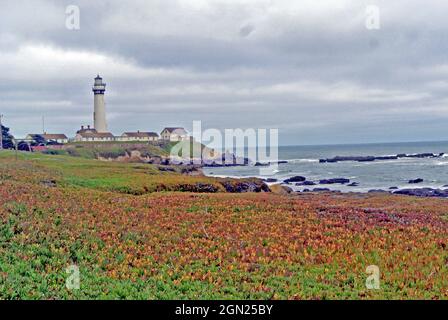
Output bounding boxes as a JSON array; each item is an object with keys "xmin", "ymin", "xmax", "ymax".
[
  {"xmin": 197, "ymin": 168, "xmax": 448, "ymax": 198},
  {"xmin": 174, "ymin": 151, "xmax": 448, "ymax": 198},
  {"xmin": 276, "ymin": 174, "xmax": 448, "ymax": 198}
]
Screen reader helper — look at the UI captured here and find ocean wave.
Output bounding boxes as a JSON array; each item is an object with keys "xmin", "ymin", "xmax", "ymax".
[
  {"xmin": 205, "ymin": 174, "xmax": 260, "ymax": 179},
  {"xmin": 287, "ymin": 158, "xmax": 319, "ymax": 163}
]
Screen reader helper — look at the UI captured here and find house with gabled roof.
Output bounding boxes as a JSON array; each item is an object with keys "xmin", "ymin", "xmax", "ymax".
[
  {"xmin": 26, "ymin": 133, "xmax": 69, "ymax": 144},
  {"xmin": 74, "ymin": 125, "xmax": 114, "ymax": 142},
  {"xmin": 160, "ymin": 127, "xmax": 189, "ymax": 142}
]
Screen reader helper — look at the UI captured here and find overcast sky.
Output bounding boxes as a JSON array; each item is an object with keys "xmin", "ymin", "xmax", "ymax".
[{"xmin": 1, "ymin": 0, "xmax": 448, "ymax": 145}]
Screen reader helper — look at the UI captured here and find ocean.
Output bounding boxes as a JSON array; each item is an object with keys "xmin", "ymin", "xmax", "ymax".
[{"xmin": 202, "ymin": 141, "xmax": 448, "ymax": 193}]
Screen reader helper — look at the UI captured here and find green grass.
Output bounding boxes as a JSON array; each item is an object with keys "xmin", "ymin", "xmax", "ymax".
[{"xmin": 0, "ymin": 150, "xmax": 224, "ymax": 194}]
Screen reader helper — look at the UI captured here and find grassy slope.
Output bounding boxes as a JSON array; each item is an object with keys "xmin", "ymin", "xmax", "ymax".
[
  {"xmin": 59, "ymin": 140, "xmax": 211, "ymax": 160},
  {"xmin": 0, "ymin": 151, "xmax": 224, "ymax": 194},
  {"xmin": 56, "ymin": 141, "xmax": 172, "ymax": 159},
  {"xmin": 0, "ymin": 151, "xmax": 447, "ymax": 299}
]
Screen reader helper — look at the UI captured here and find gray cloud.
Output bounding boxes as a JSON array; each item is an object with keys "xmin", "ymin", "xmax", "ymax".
[{"xmin": 1, "ymin": 0, "xmax": 448, "ymax": 145}]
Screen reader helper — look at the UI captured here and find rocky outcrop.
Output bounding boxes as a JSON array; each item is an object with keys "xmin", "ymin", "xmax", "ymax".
[
  {"xmin": 98, "ymin": 150, "xmax": 169, "ymax": 165},
  {"xmin": 270, "ymin": 184, "xmax": 293, "ymax": 195},
  {"xmin": 320, "ymin": 156, "xmax": 383, "ymax": 163},
  {"xmin": 172, "ymin": 183, "xmax": 222, "ymax": 193},
  {"xmin": 180, "ymin": 165, "xmax": 203, "ymax": 176},
  {"xmin": 319, "ymin": 178, "xmax": 350, "ymax": 185},
  {"xmin": 283, "ymin": 176, "xmax": 306, "ymax": 184},
  {"xmin": 158, "ymin": 166, "xmax": 176, "ymax": 172},
  {"xmin": 408, "ymin": 178, "xmax": 424, "ymax": 184},
  {"xmin": 283, "ymin": 177, "xmax": 355, "ymax": 186},
  {"xmin": 251, "ymin": 160, "xmax": 288, "ymax": 166},
  {"xmin": 219, "ymin": 179, "xmax": 270, "ymax": 193},
  {"xmin": 203, "ymin": 154, "xmax": 250, "ymax": 167},
  {"xmin": 394, "ymin": 188, "xmax": 448, "ymax": 198},
  {"xmin": 296, "ymin": 181, "xmax": 316, "ymax": 186},
  {"xmin": 319, "ymin": 153, "xmax": 444, "ymax": 163}
]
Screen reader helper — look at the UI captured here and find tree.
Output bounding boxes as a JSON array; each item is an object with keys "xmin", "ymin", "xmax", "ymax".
[
  {"xmin": 30, "ymin": 134, "xmax": 46, "ymax": 147},
  {"xmin": 1, "ymin": 124, "xmax": 14, "ymax": 149},
  {"xmin": 17, "ymin": 141, "xmax": 32, "ymax": 152}
]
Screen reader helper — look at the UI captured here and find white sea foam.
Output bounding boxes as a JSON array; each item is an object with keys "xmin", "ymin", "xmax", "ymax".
[{"xmin": 288, "ymin": 158, "xmax": 319, "ymax": 163}]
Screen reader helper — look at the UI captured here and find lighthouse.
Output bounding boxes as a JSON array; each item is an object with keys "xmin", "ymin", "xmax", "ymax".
[{"xmin": 92, "ymin": 74, "xmax": 108, "ymax": 132}]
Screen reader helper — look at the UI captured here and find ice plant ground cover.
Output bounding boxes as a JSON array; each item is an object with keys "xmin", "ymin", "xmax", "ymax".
[{"xmin": 0, "ymin": 152, "xmax": 447, "ymax": 299}]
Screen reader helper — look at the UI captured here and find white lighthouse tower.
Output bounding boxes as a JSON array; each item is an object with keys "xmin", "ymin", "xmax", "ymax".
[{"xmin": 92, "ymin": 74, "xmax": 108, "ymax": 132}]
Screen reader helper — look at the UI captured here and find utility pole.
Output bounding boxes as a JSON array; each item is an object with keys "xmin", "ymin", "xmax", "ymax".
[
  {"xmin": 0, "ymin": 114, "xmax": 4, "ymax": 151},
  {"xmin": 13, "ymin": 138, "xmax": 18, "ymax": 161}
]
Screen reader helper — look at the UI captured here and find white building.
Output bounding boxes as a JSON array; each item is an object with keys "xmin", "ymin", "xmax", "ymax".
[
  {"xmin": 160, "ymin": 127, "xmax": 189, "ymax": 142},
  {"xmin": 118, "ymin": 131, "xmax": 159, "ymax": 142},
  {"xmin": 74, "ymin": 126, "xmax": 114, "ymax": 142}
]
